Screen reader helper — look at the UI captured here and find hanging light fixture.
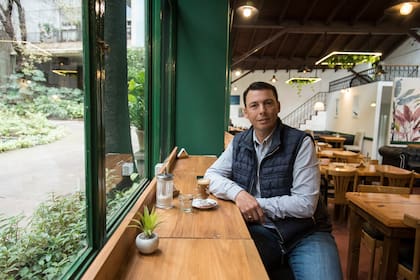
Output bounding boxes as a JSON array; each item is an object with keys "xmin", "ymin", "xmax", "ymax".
[
  {"xmin": 270, "ymin": 75, "xmax": 277, "ymax": 83},
  {"xmin": 314, "ymin": 102, "xmax": 325, "ymax": 112},
  {"xmin": 385, "ymin": 1, "xmax": 420, "ymax": 15},
  {"xmin": 236, "ymin": 1, "xmax": 258, "ymax": 18}
]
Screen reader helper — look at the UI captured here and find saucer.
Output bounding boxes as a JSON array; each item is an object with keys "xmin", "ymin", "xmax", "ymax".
[{"xmin": 192, "ymin": 198, "xmax": 218, "ymax": 209}]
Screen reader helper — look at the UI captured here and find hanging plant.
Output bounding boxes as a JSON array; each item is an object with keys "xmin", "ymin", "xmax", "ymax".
[
  {"xmin": 285, "ymin": 77, "xmax": 321, "ymax": 96},
  {"xmin": 315, "ymin": 51, "xmax": 382, "ymax": 69}
]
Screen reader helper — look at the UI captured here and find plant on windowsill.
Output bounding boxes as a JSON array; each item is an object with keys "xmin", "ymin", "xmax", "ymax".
[{"xmin": 128, "ymin": 206, "xmax": 161, "ymax": 254}]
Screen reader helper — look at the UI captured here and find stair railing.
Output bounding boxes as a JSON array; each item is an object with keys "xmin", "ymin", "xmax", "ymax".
[{"xmin": 283, "ymin": 91, "xmax": 328, "ymax": 128}]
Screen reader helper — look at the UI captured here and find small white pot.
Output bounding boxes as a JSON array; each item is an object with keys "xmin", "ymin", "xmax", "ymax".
[{"xmin": 135, "ymin": 232, "xmax": 159, "ymax": 254}]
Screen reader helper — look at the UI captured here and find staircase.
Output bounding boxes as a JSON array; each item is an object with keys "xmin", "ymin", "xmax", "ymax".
[{"xmin": 283, "ymin": 91, "xmax": 328, "ymax": 129}]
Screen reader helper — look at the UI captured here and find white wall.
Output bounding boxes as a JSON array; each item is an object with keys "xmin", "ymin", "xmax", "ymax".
[
  {"xmin": 383, "ymin": 38, "xmax": 420, "ymax": 65},
  {"xmin": 229, "ymin": 68, "xmax": 352, "ymax": 127},
  {"xmin": 325, "ymin": 82, "xmax": 394, "ymax": 158}
]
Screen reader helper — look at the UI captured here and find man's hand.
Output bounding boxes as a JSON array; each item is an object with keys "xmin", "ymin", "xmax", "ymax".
[{"xmin": 235, "ymin": 191, "xmax": 265, "ymax": 224}]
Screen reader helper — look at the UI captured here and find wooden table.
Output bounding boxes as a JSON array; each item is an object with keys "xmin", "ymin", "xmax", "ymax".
[
  {"xmin": 319, "ymin": 135, "xmax": 346, "ymax": 148},
  {"xmin": 120, "ymin": 155, "xmax": 269, "ymax": 279},
  {"xmin": 320, "ymin": 163, "xmax": 412, "ymax": 177},
  {"xmin": 346, "ymin": 192, "xmax": 420, "ymax": 280}
]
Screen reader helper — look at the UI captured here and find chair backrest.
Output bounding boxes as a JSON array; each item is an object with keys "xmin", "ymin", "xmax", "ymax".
[
  {"xmin": 398, "ymin": 214, "xmax": 420, "ymax": 280},
  {"xmin": 357, "ymin": 184, "xmax": 410, "ymax": 194},
  {"xmin": 379, "ymin": 170, "xmax": 415, "ymax": 193},
  {"xmin": 326, "ymin": 169, "xmax": 358, "ymax": 204},
  {"xmin": 353, "ymin": 131, "xmax": 364, "ymax": 146}
]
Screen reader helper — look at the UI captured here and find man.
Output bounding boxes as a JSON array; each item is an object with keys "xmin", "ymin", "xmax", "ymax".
[{"xmin": 205, "ymin": 81, "xmax": 342, "ymax": 279}]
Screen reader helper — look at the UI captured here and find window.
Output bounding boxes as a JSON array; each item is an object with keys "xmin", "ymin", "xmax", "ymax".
[{"xmin": 0, "ymin": 0, "xmax": 152, "ymax": 278}]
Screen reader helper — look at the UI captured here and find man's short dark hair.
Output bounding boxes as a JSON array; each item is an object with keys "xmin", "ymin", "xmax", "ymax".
[{"xmin": 243, "ymin": 81, "xmax": 278, "ymax": 106}]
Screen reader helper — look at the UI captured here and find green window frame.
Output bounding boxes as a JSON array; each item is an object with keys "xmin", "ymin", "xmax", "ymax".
[{"xmin": 62, "ymin": 0, "xmax": 176, "ymax": 278}]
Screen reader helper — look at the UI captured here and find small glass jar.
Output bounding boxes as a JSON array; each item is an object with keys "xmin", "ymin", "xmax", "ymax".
[{"xmin": 156, "ymin": 173, "xmax": 173, "ymax": 209}]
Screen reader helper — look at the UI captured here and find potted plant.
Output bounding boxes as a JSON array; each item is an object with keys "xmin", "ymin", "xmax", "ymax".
[
  {"xmin": 128, "ymin": 70, "xmax": 145, "ymax": 151},
  {"xmin": 129, "ymin": 205, "xmax": 161, "ymax": 254}
]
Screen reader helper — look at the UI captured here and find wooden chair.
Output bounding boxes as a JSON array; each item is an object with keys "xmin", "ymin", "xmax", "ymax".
[
  {"xmin": 357, "ymin": 184, "xmax": 411, "ymax": 280},
  {"xmin": 379, "ymin": 170, "xmax": 415, "ymax": 194},
  {"xmin": 398, "ymin": 213, "xmax": 420, "ymax": 280},
  {"xmin": 325, "ymin": 169, "xmax": 358, "ymax": 222}
]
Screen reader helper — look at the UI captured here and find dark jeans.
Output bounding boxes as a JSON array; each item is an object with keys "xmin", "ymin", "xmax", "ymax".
[
  {"xmin": 247, "ymin": 224, "xmax": 294, "ymax": 279},
  {"xmin": 247, "ymin": 224, "xmax": 343, "ymax": 280}
]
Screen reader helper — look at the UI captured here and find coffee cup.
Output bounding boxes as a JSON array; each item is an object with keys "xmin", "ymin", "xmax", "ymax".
[{"xmin": 197, "ymin": 178, "xmax": 210, "ymax": 200}]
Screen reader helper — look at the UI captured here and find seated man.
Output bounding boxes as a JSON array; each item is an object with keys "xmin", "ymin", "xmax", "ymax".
[{"xmin": 205, "ymin": 81, "xmax": 342, "ymax": 279}]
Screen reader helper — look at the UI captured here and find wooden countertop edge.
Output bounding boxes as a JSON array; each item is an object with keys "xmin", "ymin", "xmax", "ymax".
[{"xmin": 81, "ymin": 147, "xmax": 179, "ymax": 280}]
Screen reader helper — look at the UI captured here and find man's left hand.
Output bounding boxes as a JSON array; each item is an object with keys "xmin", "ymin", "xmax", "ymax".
[{"xmin": 235, "ymin": 191, "xmax": 265, "ymax": 224}]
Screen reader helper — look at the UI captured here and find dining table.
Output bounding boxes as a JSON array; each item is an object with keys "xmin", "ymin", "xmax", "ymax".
[
  {"xmin": 319, "ymin": 162, "xmax": 413, "ymax": 179},
  {"xmin": 346, "ymin": 192, "xmax": 420, "ymax": 280},
  {"xmin": 119, "ymin": 155, "xmax": 269, "ymax": 280},
  {"xmin": 319, "ymin": 135, "xmax": 347, "ymax": 148}
]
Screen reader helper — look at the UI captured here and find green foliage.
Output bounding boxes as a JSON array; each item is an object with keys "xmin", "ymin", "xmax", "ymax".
[
  {"xmin": 128, "ymin": 71, "xmax": 146, "ymax": 130},
  {"xmin": 0, "ymin": 193, "xmax": 87, "ymax": 280},
  {"xmin": 129, "ymin": 206, "xmax": 160, "ymax": 238},
  {"xmin": 286, "ymin": 78, "xmax": 319, "ymax": 96},
  {"xmin": 0, "ymin": 109, "xmax": 67, "ymax": 153},
  {"xmin": 127, "ymin": 48, "xmax": 145, "ymax": 81},
  {"xmin": 324, "ymin": 54, "xmax": 380, "ymax": 69},
  {"xmin": 127, "ymin": 47, "xmax": 146, "ymax": 130},
  {"xmin": 0, "ymin": 72, "xmax": 84, "ymax": 120}
]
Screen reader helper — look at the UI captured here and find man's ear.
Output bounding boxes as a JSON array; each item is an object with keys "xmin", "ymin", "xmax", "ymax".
[
  {"xmin": 242, "ymin": 107, "xmax": 248, "ymax": 118},
  {"xmin": 277, "ymin": 101, "xmax": 281, "ymax": 113}
]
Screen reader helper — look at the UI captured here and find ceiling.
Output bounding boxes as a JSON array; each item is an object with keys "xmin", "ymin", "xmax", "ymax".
[{"xmin": 230, "ymin": 0, "xmax": 420, "ymax": 72}]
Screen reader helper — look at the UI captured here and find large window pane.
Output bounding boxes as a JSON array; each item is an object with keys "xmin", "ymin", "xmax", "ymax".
[
  {"xmin": 0, "ymin": 0, "xmax": 86, "ymax": 278},
  {"xmin": 103, "ymin": 0, "xmax": 147, "ymax": 229}
]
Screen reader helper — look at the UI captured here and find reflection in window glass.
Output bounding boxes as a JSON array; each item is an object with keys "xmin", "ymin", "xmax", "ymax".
[
  {"xmin": 0, "ymin": 0, "xmax": 86, "ymax": 278},
  {"xmin": 103, "ymin": 0, "xmax": 146, "ymax": 228}
]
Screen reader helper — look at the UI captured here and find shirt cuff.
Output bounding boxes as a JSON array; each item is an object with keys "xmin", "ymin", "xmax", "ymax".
[
  {"xmin": 255, "ymin": 198, "xmax": 278, "ymax": 219},
  {"xmin": 225, "ymin": 183, "xmax": 244, "ymax": 201}
]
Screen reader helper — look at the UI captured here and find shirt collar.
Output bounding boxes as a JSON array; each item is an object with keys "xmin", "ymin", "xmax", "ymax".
[{"xmin": 253, "ymin": 128, "xmax": 275, "ymax": 146}]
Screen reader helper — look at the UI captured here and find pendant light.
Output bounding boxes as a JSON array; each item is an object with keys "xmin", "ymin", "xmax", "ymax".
[
  {"xmin": 385, "ymin": 1, "xmax": 420, "ymax": 15},
  {"xmin": 236, "ymin": 1, "xmax": 258, "ymax": 18}
]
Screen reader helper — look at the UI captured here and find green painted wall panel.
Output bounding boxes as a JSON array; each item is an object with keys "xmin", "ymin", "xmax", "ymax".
[{"xmin": 175, "ymin": 0, "xmax": 229, "ymax": 156}]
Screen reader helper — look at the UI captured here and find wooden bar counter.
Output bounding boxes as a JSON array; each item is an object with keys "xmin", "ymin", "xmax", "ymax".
[{"xmin": 83, "ymin": 151, "xmax": 268, "ymax": 280}]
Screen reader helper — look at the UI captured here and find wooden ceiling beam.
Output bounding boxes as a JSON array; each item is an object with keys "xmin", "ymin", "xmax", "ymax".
[
  {"xmin": 326, "ymin": 0, "xmax": 347, "ymax": 25},
  {"xmin": 302, "ymin": 0, "xmax": 319, "ymax": 24},
  {"xmin": 232, "ymin": 30, "xmax": 287, "ymax": 67},
  {"xmin": 305, "ymin": 35, "xmax": 324, "ymax": 59},
  {"xmin": 351, "ymin": 0, "xmax": 375, "ymax": 25},
  {"xmin": 233, "ymin": 21, "xmax": 415, "ymax": 35},
  {"xmin": 274, "ymin": 33, "xmax": 288, "ymax": 59},
  {"xmin": 277, "ymin": 0, "xmax": 291, "ymax": 23}
]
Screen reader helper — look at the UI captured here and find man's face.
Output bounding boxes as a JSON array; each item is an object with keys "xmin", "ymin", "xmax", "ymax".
[{"xmin": 243, "ymin": 89, "xmax": 280, "ymax": 134}]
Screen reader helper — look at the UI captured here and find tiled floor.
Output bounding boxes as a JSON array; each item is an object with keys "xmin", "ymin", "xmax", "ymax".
[{"xmin": 329, "ymin": 205, "xmax": 373, "ymax": 280}]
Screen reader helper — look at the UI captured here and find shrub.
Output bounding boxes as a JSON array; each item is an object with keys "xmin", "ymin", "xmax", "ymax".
[{"xmin": 0, "ymin": 193, "xmax": 87, "ymax": 279}]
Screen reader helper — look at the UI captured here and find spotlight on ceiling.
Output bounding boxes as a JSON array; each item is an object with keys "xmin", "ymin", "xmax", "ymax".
[
  {"xmin": 270, "ymin": 75, "xmax": 277, "ymax": 83},
  {"xmin": 385, "ymin": 1, "xmax": 420, "ymax": 15},
  {"xmin": 236, "ymin": 1, "xmax": 258, "ymax": 18}
]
